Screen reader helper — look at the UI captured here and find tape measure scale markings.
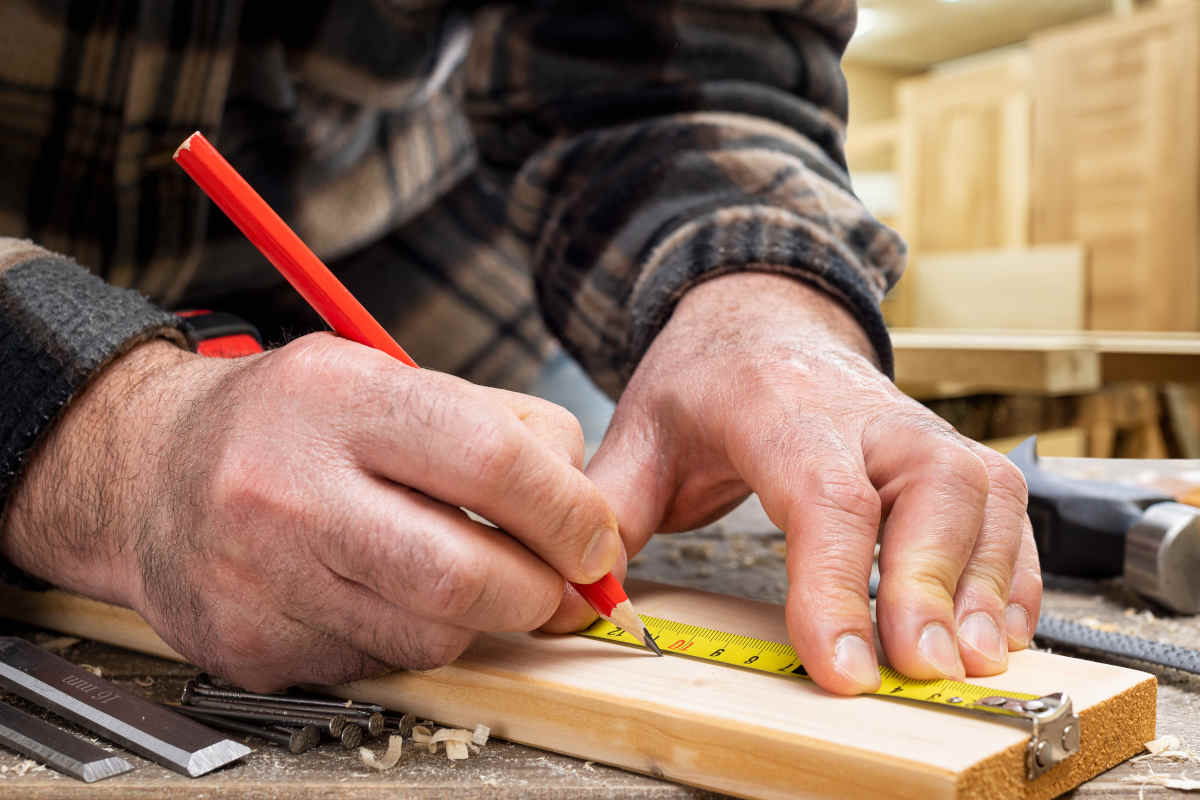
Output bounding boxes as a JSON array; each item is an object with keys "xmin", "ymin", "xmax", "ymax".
[{"xmin": 578, "ymin": 614, "xmax": 1080, "ymax": 780}]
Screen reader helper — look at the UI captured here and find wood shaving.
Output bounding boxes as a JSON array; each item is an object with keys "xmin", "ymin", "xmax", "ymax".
[
  {"xmin": 133, "ymin": 676, "xmax": 154, "ymax": 688},
  {"xmin": 409, "ymin": 724, "xmax": 489, "ymax": 759},
  {"xmin": 359, "ymin": 735, "xmax": 403, "ymax": 771},
  {"xmin": 79, "ymin": 664, "xmax": 102, "ymax": 677},
  {"xmin": 430, "ymin": 728, "xmax": 473, "ymax": 745},
  {"xmin": 38, "ymin": 636, "xmax": 80, "ymax": 653},
  {"xmin": 1147, "ymin": 735, "xmax": 1184, "ymax": 755},
  {"xmin": 1132, "ymin": 735, "xmax": 1197, "ymax": 764}
]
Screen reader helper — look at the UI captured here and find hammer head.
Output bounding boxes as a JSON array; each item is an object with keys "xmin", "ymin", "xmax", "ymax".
[{"xmin": 1125, "ymin": 502, "xmax": 1200, "ymax": 615}]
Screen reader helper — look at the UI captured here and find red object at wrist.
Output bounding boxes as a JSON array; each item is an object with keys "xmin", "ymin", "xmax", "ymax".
[{"xmin": 175, "ymin": 310, "xmax": 264, "ymax": 358}]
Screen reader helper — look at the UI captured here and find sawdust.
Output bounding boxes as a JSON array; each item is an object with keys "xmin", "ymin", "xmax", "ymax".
[
  {"xmin": 79, "ymin": 664, "xmax": 102, "ymax": 677},
  {"xmin": 1078, "ymin": 616, "xmax": 1121, "ymax": 633},
  {"xmin": 1122, "ymin": 773, "xmax": 1200, "ymax": 791},
  {"xmin": 0, "ymin": 760, "xmax": 47, "ymax": 777}
]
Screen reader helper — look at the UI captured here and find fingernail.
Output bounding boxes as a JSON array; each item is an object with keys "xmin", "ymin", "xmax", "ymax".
[
  {"xmin": 959, "ymin": 612, "xmax": 1007, "ymax": 666},
  {"xmin": 833, "ymin": 634, "xmax": 881, "ymax": 693},
  {"xmin": 580, "ymin": 527, "xmax": 620, "ymax": 582},
  {"xmin": 917, "ymin": 623, "xmax": 965, "ymax": 680},
  {"xmin": 1005, "ymin": 604, "xmax": 1031, "ymax": 648}
]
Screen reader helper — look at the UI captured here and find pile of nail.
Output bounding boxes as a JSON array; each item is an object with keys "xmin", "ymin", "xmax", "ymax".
[{"xmin": 172, "ymin": 675, "xmax": 414, "ymax": 754}]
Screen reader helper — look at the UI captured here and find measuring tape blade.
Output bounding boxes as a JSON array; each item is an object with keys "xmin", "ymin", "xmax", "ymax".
[{"xmin": 578, "ymin": 614, "xmax": 1080, "ymax": 780}]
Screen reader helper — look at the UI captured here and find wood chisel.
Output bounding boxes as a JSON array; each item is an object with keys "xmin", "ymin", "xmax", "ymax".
[
  {"xmin": 0, "ymin": 637, "xmax": 251, "ymax": 776},
  {"xmin": 0, "ymin": 700, "xmax": 133, "ymax": 782}
]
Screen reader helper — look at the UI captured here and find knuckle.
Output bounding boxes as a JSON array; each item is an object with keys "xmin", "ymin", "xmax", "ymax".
[
  {"xmin": 463, "ymin": 419, "xmax": 523, "ymax": 488},
  {"xmin": 807, "ymin": 471, "xmax": 882, "ymax": 530},
  {"xmin": 548, "ymin": 406, "xmax": 586, "ymax": 465},
  {"xmin": 979, "ymin": 452, "xmax": 1029, "ymax": 510},
  {"xmin": 923, "ymin": 443, "xmax": 990, "ymax": 505},
  {"xmin": 424, "ymin": 556, "xmax": 489, "ymax": 621},
  {"xmin": 959, "ymin": 564, "xmax": 1010, "ymax": 606},
  {"xmin": 405, "ymin": 630, "xmax": 475, "ymax": 670},
  {"xmin": 894, "ymin": 555, "xmax": 961, "ymax": 602},
  {"xmin": 525, "ymin": 469, "xmax": 597, "ymax": 546}
]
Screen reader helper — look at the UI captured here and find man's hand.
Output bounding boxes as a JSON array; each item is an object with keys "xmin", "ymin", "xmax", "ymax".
[
  {"xmin": 1, "ymin": 333, "xmax": 621, "ymax": 691},
  {"xmin": 547, "ymin": 273, "xmax": 1041, "ymax": 695}
]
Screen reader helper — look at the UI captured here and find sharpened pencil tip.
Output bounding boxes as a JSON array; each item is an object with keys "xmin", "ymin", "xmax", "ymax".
[{"xmin": 643, "ymin": 627, "xmax": 664, "ymax": 656}]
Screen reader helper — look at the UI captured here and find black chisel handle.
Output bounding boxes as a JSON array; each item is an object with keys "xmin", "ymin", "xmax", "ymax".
[{"xmin": 1007, "ymin": 437, "xmax": 1172, "ymax": 577}]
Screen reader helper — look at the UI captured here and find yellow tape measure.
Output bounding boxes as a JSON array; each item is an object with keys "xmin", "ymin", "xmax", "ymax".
[{"xmin": 578, "ymin": 614, "xmax": 1081, "ymax": 780}]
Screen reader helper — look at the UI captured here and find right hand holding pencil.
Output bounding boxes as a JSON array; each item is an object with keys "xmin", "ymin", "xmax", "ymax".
[{"xmin": 0, "ymin": 332, "xmax": 622, "ymax": 691}]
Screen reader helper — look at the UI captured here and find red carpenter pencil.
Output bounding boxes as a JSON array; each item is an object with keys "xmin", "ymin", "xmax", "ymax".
[{"xmin": 173, "ymin": 131, "xmax": 661, "ymax": 655}]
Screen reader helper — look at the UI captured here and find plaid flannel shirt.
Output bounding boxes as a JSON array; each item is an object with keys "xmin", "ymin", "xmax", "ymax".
[{"xmin": 0, "ymin": 1, "xmax": 904, "ymax": 518}]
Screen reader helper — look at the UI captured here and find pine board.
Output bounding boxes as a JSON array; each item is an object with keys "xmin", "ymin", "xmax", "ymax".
[{"xmin": 0, "ymin": 581, "xmax": 1155, "ymax": 799}]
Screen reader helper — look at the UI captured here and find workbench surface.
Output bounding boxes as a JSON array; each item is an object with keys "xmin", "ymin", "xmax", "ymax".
[{"xmin": 1, "ymin": 459, "xmax": 1197, "ymax": 798}]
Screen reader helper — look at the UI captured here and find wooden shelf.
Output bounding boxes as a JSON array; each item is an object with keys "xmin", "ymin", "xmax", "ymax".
[{"xmin": 892, "ymin": 329, "xmax": 1200, "ymax": 398}]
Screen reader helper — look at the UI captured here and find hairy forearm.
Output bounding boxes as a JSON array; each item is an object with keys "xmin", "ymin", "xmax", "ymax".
[{"xmin": 1, "ymin": 340, "xmax": 198, "ymax": 608}]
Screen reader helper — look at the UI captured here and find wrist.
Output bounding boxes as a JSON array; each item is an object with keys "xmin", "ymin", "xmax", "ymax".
[
  {"xmin": 1, "ymin": 338, "xmax": 204, "ymax": 607},
  {"xmin": 671, "ymin": 272, "xmax": 881, "ymax": 370}
]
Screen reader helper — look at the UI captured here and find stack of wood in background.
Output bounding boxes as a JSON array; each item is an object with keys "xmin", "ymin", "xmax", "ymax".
[{"xmin": 845, "ymin": 0, "xmax": 1200, "ymax": 459}]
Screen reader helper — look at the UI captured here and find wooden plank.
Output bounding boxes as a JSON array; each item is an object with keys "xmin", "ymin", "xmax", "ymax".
[
  {"xmin": 892, "ymin": 329, "xmax": 1200, "ymax": 398},
  {"xmin": 893, "ymin": 331, "xmax": 1101, "ymax": 397},
  {"xmin": 1030, "ymin": 3, "xmax": 1200, "ymax": 331},
  {"xmin": 984, "ymin": 428, "xmax": 1088, "ymax": 458},
  {"xmin": 0, "ymin": 583, "xmax": 1156, "ymax": 800},
  {"xmin": 908, "ymin": 245, "xmax": 1087, "ymax": 331}
]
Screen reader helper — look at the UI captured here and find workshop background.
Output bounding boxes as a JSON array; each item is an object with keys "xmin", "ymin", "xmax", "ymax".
[
  {"xmin": 845, "ymin": 0, "xmax": 1200, "ymax": 460},
  {"xmin": 4, "ymin": 1, "xmax": 1200, "ymax": 797}
]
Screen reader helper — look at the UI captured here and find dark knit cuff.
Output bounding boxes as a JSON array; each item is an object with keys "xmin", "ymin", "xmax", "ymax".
[
  {"xmin": 624, "ymin": 209, "xmax": 897, "ymax": 385},
  {"xmin": 0, "ymin": 251, "xmax": 188, "ymax": 587}
]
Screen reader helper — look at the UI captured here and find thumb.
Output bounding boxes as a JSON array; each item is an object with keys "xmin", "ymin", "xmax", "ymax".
[
  {"xmin": 540, "ymin": 412, "xmax": 670, "ymax": 635},
  {"xmin": 584, "ymin": 409, "xmax": 675, "ymax": 559}
]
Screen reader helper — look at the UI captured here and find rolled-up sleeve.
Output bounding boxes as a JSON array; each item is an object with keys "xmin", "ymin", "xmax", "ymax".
[{"xmin": 467, "ymin": 1, "xmax": 906, "ymax": 396}]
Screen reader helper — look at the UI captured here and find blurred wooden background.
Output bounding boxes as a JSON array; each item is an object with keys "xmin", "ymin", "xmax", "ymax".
[{"xmin": 844, "ymin": 0, "xmax": 1200, "ymax": 459}]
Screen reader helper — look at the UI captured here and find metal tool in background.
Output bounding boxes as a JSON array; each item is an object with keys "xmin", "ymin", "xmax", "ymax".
[
  {"xmin": 1034, "ymin": 615, "xmax": 1200, "ymax": 676},
  {"xmin": 0, "ymin": 637, "xmax": 251, "ymax": 777},
  {"xmin": 1010, "ymin": 436, "xmax": 1200, "ymax": 615},
  {"xmin": 0, "ymin": 700, "xmax": 133, "ymax": 782}
]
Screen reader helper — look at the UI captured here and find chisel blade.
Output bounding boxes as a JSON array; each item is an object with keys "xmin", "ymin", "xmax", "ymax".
[
  {"xmin": 0, "ymin": 637, "xmax": 250, "ymax": 776},
  {"xmin": 0, "ymin": 700, "xmax": 133, "ymax": 782}
]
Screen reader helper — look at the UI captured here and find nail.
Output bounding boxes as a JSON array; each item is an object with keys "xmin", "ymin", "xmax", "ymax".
[
  {"xmin": 580, "ymin": 527, "xmax": 620, "ymax": 582},
  {"xmin": 182, "ymin": 699, "xmax": 348, "ymax": 736},
  {"xmin": 172, "ymin": 707, "xmax": 314, "ymax": 754},
  {"xmin": 1005, "ymin": 604, "xmax": 1032, "ymax": 648},
  {"xmin": 959, "ymin": 612, "xmax": 1007, "ymax": 667},
  {"xmin": 832, "ymin": 634, "xmax": 881, "ymax": 692},
  {"xmin": 917, "ymin": 623, "xmax": 965, "ymax": 680},
  {"xmin": 190, "ymin": 681, "xmax": 385, "ymax": 713},
  {"xmin": 339, "ymin": 723, "xmax": 363, "ymax": 749}
]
